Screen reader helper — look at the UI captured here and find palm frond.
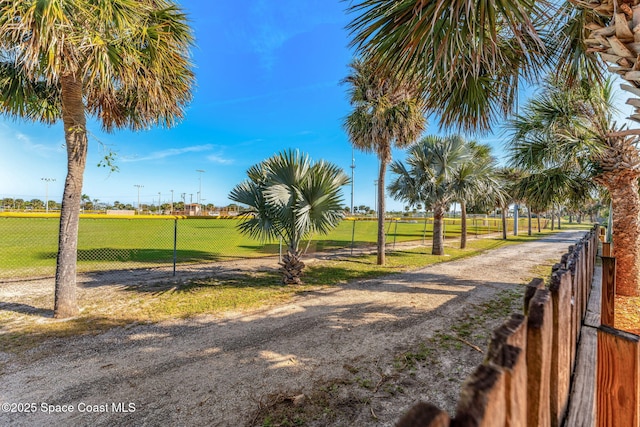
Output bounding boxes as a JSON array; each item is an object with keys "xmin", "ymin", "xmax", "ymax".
[
  {"xmin": 0, "ymin": 0, "xmax": 194, "ymax": 131},
  {"xmin": 545, "ymin": 2, "xmax": 606, "ymax": 85},
  {"xmin": 346, "ymin": 0, "xmax": 551, "ymax": 132},
  {"xmin": 230, "ymin": 150, "xmax": 348, "ymax": 252},
  {"xmin": 342, "ymin": 58, "xmax": 426, "ymax": 161}
]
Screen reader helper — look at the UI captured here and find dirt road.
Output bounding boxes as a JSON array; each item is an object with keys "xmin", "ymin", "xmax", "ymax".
[{"xmin": 0, "ymin": 230, "xmax": 584, "ymax": 426}]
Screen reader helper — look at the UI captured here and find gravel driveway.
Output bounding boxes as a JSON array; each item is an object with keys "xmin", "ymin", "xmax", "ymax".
[{"xmin": 0, "ymin": 230, "xmax": 585, "ymax": 426}]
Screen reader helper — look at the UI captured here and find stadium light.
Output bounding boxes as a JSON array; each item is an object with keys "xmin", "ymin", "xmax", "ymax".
[
  {"xmin": 374, "ymin": 179, "xmax": 378, "ymax": 215},
  {"xmin": 41, "ymin": 178, "xmax": 55, "ymax": 213},
  {"xmin": 134, "ymin": 184, "xmax": 144, "ymax": 212},
  {"xmin": 350, "ymin": 150, "xmax": 355, "ymax": 214},
  {"xmin": 196, "ymin": 169, "xmax": 205, "ymax": 205}
]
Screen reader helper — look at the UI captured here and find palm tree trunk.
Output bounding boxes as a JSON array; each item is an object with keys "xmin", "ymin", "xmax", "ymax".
[
  {"xmin": 527, "ymin": 206, "xmax": 532, "ymax": 236},
  {"xmin": 460, "ymin": 200, "xmax": 467, "ymax": 249},
  {"xmin": 279, "ymin": 245, "xmax": 304, "ymax": 285},
  {"xmin": 537, "ymin": 215, "xmax": 541, "ymax": 233},
  {"xmin": 557, "ymin": 205, "xmax": 561, "ymax": 230},
  {"xmin": 376, "ymin": 159, "xmax": 386, "ymax": 265},
  {"xmin": 606, "ymin": 174, "xmax": 640, "ymax": 296},
  {"xmin": 432, "ymin": 204, "xmax": 445, "ymax": 255},
  {"xmin": 54, "ymin": 74, "xmax": 87, "ymax": 318}
]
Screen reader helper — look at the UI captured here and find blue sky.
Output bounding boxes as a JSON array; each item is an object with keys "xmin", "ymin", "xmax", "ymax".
[{"xmin": 0, "ymin": 1, "xmax": 634, "ymax": 211}]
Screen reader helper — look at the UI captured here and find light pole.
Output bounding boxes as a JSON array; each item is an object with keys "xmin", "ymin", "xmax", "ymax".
[
  {"xmin": 196, "ymin": 169, "xmax": 205, "ymax": 205},
  {"xmin": 170, "ymin": 189, "xmax": 174, "ymax": 214},
  {"xmin": 350, "ymin": 150, "xmax": 355, "ymax": 214},
  {"xmin": 158, "ymin": 192, "xmax": 161, "ymax": 214},
  {"xmin": 41, "ymin": 178, "xmax": 55, "ymax": 213},
  {"xmin": 134, "ymin": 184, "xmax": 143, "ymax": 212},
  {"xmin": 374, "ymin": 180, "xmax": 378, "ymax": 215}
]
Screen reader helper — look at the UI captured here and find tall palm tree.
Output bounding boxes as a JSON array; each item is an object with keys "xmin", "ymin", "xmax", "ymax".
[
  {"xmin": 0, "ymin": 0, "xmax": 194, "ymax": 317},
  {"xmin": 508, "ymin": 77, "xmax": 640, "ymax": 295},
  {"xmin": 389, "ymin": 135, "xmax": 471, "ymax": 255},
  {"xmin": 229, "ymin": 150, "xmax": 349, "ymax": 285},
  {"xmin": 489, "ymin": 168, "xmax": 523, "ymax": 240},
  {"xmin": 343, "ymin": 58, "xmax": 426, "ymax": 265},
  {"xmin": 449, "ymin": 142, "xmax": 501, "ymax": 248}
]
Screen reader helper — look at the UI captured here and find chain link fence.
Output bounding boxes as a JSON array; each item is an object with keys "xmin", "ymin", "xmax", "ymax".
[{"xmin": 1, "ymin": 213, "xmax": 527, "ymax": 283}]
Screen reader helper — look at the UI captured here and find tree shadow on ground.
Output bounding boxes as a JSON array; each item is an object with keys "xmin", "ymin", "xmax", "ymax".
[
  {"xmin": 237, "ymin": 243, "xmax": 281, "ymax": 254},
  {"xmin": 37, "ymin": 248, "xmax": 227, "ymax": 264},
  {"xmin": 0, "ymin": 302, "xmax": 53, "ymax": 317}
]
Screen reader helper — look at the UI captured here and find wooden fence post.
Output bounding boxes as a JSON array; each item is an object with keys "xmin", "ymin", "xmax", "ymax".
[
  {"xmin": 600, "ymin": 257, "xmax": 616, "ymax": 328},
  {"xmin": 549, "ymin": 269, "xmax": 573, "ymax": 426},
  {"xmin": 524, "ymin": 278, "xmax": 545, "ymax": 316},
  {"xmin": 567, "ymin": 253, "xmax": 581, "ymax": 372},
  {"xmin": 597, "ymin": 325, "xmax": 640, "ymax": 427},
  {"xmin": 454, "ymin": 363, "xmax": 506, "ymax": 426},
  {"xmin": 602, "ymin": 242, "xmax": 611, "ymax": 257},
  {"xmin": 585, "ymin": 239, "xmax": 592, "ymax": 297},
  {"xmin": 396, "ymin": 402, "xmax": 450, "ymax": 427},
  {"xmin": 527, "ymin": 288, "xmax": 554, "ymax": 427},
  {"xmin": 577, "ymin": 243, "xmax": 587, "ymax": 319},
  {"xmin": 488, "ymin": 314, "xmax": 528, "ymax": 427}
]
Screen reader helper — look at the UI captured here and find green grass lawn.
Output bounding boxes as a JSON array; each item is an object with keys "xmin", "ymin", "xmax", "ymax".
[
  {"xmin": 1, "ymin": 230, "xmax": 566, "ymax": 354},
  {"xmin": 0, "ymin": 214, "xmax": 537, "ymax": 279}
]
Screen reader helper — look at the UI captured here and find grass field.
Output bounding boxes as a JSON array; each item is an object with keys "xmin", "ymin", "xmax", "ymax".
[
  {"xmin": 0, "ymin": 232, "xmax": 561, "ymax": 353},
  {"xmin": 0, "ymin": 214, "xmax": 520, "ymax": 279}
]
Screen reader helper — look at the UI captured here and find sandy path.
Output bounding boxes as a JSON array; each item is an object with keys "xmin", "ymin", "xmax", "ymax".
[{"xmin": 0, "ymin": 230, "xmax": 584, "ymax": 426}]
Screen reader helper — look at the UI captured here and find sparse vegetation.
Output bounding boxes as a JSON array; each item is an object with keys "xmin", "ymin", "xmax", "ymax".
[{"xmin": 251, "ymin": 260, "xmax": 550, "ymax": 426}]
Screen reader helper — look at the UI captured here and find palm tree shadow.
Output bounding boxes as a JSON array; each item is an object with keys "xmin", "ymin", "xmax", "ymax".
[{"xmin": 0, "ymin": 302, "xmax": 53, "ymax": 318}]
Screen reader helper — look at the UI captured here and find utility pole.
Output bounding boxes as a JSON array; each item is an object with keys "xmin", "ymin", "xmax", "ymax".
[
  {"xmin": 134, "ymin": 184, "xmax": 144, "ymax": 212},
  {"xmin": 374, "ymin": 180, "xmax": 378, "ymax": 215},
  {"xmin": 196, "ymin": 169, "xmax": 205, "ymax": 205},
  {"xmin": 41, "ymin": 178, "xmax": 55, "ymax": 213},
  {"xmin": 350, "ymin": 150, "xmax": 355, "ymax": 214}
]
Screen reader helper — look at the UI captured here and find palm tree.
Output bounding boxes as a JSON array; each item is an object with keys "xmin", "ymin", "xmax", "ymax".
[
  {"xmin": 229, "ymin": 150, "xmax": 349, "ymax": 285},
  {"xmin": 343, "ymin": 58, "xmax": 426, "ymax": 265},
  {"xmin": 346, "ymin": 1, "xmax": 548, "ymax": 132},
  {"xmin": 0, "ymin": 1, "xmax": 194, "ymax": 317},
  {"xmin": 508, "ymin": 78, "xmax": 640, "ymax": 295},
  {"xmin": 449, "ymin": 142, "xmax": 501, "ymax": 248},
  {"xmin": 551, "ymin": 1, "xmax": 640, "ymax": 127},
  {"xmin": 389, "ymin": 135, "xmax": 471, "ymax": 255}
]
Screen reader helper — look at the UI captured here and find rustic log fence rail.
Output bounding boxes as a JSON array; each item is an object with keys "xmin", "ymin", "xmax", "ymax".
[{"xmin": 397, "ymin": 225, "xmax": 640, "ymax": 427}]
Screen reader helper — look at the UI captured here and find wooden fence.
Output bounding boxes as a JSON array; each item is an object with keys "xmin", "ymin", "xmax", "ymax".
[{"xmin": 395, "ymin": 225, "xmax": 640, "ymax": 426}]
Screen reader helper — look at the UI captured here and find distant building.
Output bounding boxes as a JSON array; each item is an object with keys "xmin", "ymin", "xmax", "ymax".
[
  {"xmin": 219, "ymin": 206, "xmax": 239, "ymax": 216},
  {"xmin": 185, "ymin": 203, "xmax": 202, "ymax": 216}
]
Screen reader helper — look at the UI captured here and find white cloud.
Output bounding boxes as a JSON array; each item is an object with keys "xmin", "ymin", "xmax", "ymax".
[
  {"xmin": 13, "ymin": 130, "xmax": 65, "ymax": 156},
  {"xmin": 121, "ymin": 144, "xmax": 215, "ymax": 162},
  {"xmin": 207, "ymin": 154, "xmax": 234, "ymax": 164}
]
